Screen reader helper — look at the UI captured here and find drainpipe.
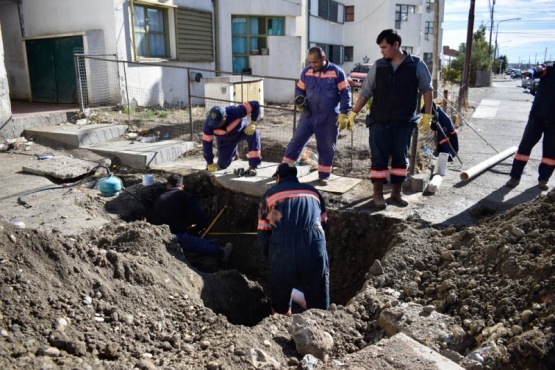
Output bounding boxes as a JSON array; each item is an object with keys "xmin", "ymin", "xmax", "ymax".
[
  {"xmin": 306, "ymin": 0, "xmax": 310, "ymax": 52},
  {"xmin": 212, "ymin": 0, "xmax": 220, "ymax": 76},
  {"xmin": 17, "ymin": 0, "xmax": 25, "ymax": 37}
]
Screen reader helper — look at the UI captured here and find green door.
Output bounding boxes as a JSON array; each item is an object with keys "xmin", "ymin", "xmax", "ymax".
[{"xmin": 26, "ymin": 36, "xmax": 83, "ymax": 104}]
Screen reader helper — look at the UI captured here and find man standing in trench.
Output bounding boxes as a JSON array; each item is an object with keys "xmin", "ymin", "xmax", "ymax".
[
  {"xmin": 347, "ymin": 29, "xmax": 433, "ymax": 208},
  {"xmin": 257, "ymin": 163, "xmax": 329, "ymax": 315}
]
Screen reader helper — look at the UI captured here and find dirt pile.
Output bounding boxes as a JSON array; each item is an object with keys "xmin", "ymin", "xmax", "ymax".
[{"xmin": 1, "ymin": 169, "xmax": 554, "ymax": 369}]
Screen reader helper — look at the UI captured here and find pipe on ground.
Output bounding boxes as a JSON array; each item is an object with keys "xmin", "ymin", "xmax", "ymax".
[
  {"xmin": 460, "ymin": 146, "xmax": 517, "ymax": 181},
  {"xmin": 427, "ymin": 174, "xmax": 443, "ymax": 193}
]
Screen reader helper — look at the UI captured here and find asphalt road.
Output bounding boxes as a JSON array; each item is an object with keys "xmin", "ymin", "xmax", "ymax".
[{"xmin": 413, "ymin": 77, "xmax": 544, "ymax": 226}]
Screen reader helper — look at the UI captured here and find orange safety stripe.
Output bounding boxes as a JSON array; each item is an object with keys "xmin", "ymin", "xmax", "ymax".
[
  {"xmin": 321, "ymin": 212, "xmax": 328, "ymax": 223},
  {"xmin": 282, "ymin": 157, "xmax": 296, "ymax": 165},
  {"xmin": 305, "ymin": 70, "xmax": 338, "ymax": 79},
  {"xmin": 439, "ymin": 138, "xmax": 449, "ymax": 144},
  {"xmin": 226, "ymin": 118, "xmax": 241, "ymax": 132},
  {"xmin": 297, "ymin": 80, "xmax": 306, "ymax": 90},
  {"xmin": 514, "ymin": 153, "xmax": 529, "ymax": 162},
  {"xmin": 541, "ymin": 157, "xmax": 555, "ymax": 166},
  {"xmin": 202, "ymin": 134, "xmax": 214, "ymax": 142},
  {"xmin": 242, "ymin": 101, "xmax": 253, "ymax": 114},
  {"xmin": 247, "ymin": 150, "xmax": 261, "ymax": 159},
  {"xmin": 266, "ymin": 189, "xmax": 321, "ymax": 208},
  {"xmin": 449, "ymin": 130, "xmax": 457, "ymax": 135},
  {"xmin": 370, "ymin": 169, "xmax": 389, "ymax": 179},
  {"xmin": 318, "ymin": 164, "xmax": 332, "ymax": 173},
  {"xmin": 390, "ymin": 167, "xmax": 407, "ymax": 177},
  {"xmin": 337, "ymin": 80, "xmax": 349, "ymax": 91},
  {"xmin": 257, "ymin": 220, "xmax": 271, "ymax": 230}
]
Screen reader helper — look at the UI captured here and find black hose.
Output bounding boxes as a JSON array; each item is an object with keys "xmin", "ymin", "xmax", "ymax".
[{"xmin": 17, "ymin": 164, "xmax": 112, "ymax": 208}]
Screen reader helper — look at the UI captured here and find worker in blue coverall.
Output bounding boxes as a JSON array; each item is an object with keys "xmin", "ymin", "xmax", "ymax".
[
  {"xmin": 257, "ymin": 163, "xmax": 330, "ymax": 315},
  {"xmin": 506, "ymin": 63, "xmax": 555, "ymax": 191},
  {"xmin": 203, "ymin": 101, "xmax": 261, "ymax": 176},
  {"xmin": 348, "ymin": 29, "xmax": 433, "ymax": 208},
  {"xmin": 423, "ymin": 103, "xmax": 459, "ymax": 160},
  {"xmin": 282, "ymin": 46, "xmax": 352, "ymax": 185},
  {"xmin": 149, "ymin": 174, "xmax": 233, "ymax": 261}
]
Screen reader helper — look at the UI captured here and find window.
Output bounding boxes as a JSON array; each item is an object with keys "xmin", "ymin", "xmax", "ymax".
[
  {"xmin": 344, "ymin": 46, "xmax": 353, "ymax": 62},
  {"xmin": 176, "ymin": 8, "xmax": 214, "ymax": 62},
  {"xmin": 425, "ymin": 21, "xmax": 433, "ymax": 40},
  {"xmin": 402, "ymin": 46, "xmax": 413, "ymax": 54},
  {"xmin": 318, "ymin": 0, "xmax": 345, "ymax": 23},
  {"xmin": 395, "ymin": 4, "xmax": 415, "ymax": 29},
  {"xmin": 232, "ymin": 16, "xmax": 285, "ymax": 73},
  {"xmin": 345, "ymin": 6, "xmax": 354, "ymax": 22},
  {"xmin": 316, "ymin": 43, "xmax": 343, "ymax": 65},
  {"xmin": 423, "ymin": 52, "xmax": 433, "ymax": 65},
  {"xmin": 426, "ymin": 0, "xmax": 435, "ymax": 10},
  {"xmin": 133, "ymin": 4, "xmax": 169, "ymax": 58}
]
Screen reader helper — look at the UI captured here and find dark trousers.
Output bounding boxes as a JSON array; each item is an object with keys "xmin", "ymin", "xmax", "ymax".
[
  {"xmin": 175, "ymin": 232, "xmax": 220, "ymax": 255},
  {"xmin": 268, "ymin": 226, "xmax": 329, "ymax": 314},
  {"xmin": 510, "ymin": 115, "xmax": 555, "ymax": 181},
  {"xmin": 283, "ymin": 112, "xmax": 339, "ymax": 180},
  {"xmin": 368, "ymin": 120, "xmax": 415, "ymax": 183},
  {"xmin": 216, "ymin": 131, "xmax": 261, "ymax": 169}
]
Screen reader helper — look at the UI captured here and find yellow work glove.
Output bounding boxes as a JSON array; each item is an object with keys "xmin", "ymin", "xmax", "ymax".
[
  {"xmin": 336, "ymin": 113, "xmax": 348, "ymax": 131},
  {"xmin": 206, "ymin": 163, "xmax": 218, "ymax": 172},
  {"xmin": 346, "ymin": 111, "xmax": 358, "ymax": 131},
  {"xmin": 417, "ymin": 113, "xmax": 433, "ymax": 134},
  {"xmin": 244, "ymin": 121, "xmax": 257, "ymax": 135}
]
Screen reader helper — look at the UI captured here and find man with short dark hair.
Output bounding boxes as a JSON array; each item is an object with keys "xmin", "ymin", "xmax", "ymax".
[
  {"xmin": 257, "ymin": 164, "xmax": 329, "ymax": 315},
  {"xmin": 348, "ymin": 29, "xmax": 433, "ymax": 208},
  {"xmin": 150, "ymin": 174, "xmax": 233, "ymax": 261},
  {"xmin": 203, "ymin": 101, "xmax": 261, "ymax": 176},
  {"xmin": 282, "ymin": 46, "xmax": 352, "ymax": 185}
]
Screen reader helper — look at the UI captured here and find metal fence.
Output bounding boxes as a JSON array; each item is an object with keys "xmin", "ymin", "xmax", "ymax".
[{"xmin": 74, "ymin": 52, "xmax": 461, "ymax": 179}]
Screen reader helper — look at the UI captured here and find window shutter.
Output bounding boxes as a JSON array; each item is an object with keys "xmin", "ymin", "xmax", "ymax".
[{"xmin": 176, "ymin": 7, "xmax": 214, "ymax": 62}]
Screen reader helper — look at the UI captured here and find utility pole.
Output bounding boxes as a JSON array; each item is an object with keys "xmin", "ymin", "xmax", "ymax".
[
  {"xmin": 488, "ymin": 0, "xmax": 495, "ymax": 64},
  {"xmin": 431, "ymin": 0, "xmax": 440, "ymax": 98},
  {"xmin": 458, "ymin": 0, "xmax": 475, "ymax": 111}
]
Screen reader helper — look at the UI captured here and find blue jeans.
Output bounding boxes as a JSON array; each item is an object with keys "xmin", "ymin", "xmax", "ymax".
[{"xmin": 174, "ymin": 232, "xmax": 220, "ymax": 255}]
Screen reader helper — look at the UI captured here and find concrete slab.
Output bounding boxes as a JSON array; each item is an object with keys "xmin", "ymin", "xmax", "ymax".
[
  {"xmin": 299, "ymin": 172, "xmax": 362, "ymax": 194},
  {"xmin": 25, "ymin": 124, "xmax": 128, "ymax": 148},
  {"xmin": 85, "ymin": 140, "xmax": 196, "ymax": 169},
  {"xmin": 21, "ymin": 155, "xmax": 102, "ymax": 180}
]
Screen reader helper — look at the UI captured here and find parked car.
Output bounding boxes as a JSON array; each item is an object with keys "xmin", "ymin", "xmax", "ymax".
[
  {"xmin": 505, "ymin": 68, "xmax": 515, "ymax": 75},
  {"xmin": 530, "ymin": 78, "xmax": 540, "ymax": 95},
  {"xmin": 521, "ymin": 76, "xmax": 532, "ymax": 89},
  {"xmin": 347, "ymin": 63, "xmax": 373, "ymax": 90},
  {"xmin": 510, "ymin": 69, "xmax": 522, "ymax": 79}
]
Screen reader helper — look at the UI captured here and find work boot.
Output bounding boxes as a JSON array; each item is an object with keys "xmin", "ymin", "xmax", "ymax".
[
  {"xmin": 505, "ymin": 177, "xmax": 520, "ymax": 188},
  {"xmin": 390, "ymin": 183, "xmax": 409, "ymax": 207},
  {"xmin": 246, "ymin": 166, "xmax": 258, "ymax": 176},
  {"xmin": 317, "ymin": 178, "xmax": 328, "ymax": 186},
  {"xmin": 538, "ymin": 180, "xmax": 549, "ymax": 191},
  {"xmin": 373, "ymin": 182, "xmax": 387, "ymax": 209}
]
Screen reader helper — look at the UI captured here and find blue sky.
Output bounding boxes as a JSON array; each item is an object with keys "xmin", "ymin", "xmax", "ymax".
[{"xmin": 443, "ymin": 0, "xmax": 555, "ymax": 65}]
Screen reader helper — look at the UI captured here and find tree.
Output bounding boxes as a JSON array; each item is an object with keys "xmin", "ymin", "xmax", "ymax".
[{"xmin": 450, "ymin": 25, "xmax": 492, "ymax": 83}]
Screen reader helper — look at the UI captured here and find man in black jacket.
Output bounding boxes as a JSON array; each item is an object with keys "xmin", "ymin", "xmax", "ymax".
[{"xmin": 150, "ymin": 174, "xmax": 233, "ymax": 261}]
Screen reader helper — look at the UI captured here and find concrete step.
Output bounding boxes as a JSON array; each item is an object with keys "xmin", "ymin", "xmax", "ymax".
[
  {"xmin": 24, "ymin": 123, "xmax": 128, "ymax": 148},
  {"xmin": 84, "ymin": 139, "xmax": 196, "ymax": 169}
]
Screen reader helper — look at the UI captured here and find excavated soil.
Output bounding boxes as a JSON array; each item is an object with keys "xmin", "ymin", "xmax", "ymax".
[{"xmin": 1, "ymin": 162, "xmax": 554, "ymax": 369}]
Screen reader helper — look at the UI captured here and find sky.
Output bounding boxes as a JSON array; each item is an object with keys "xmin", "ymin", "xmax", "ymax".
[{"xmin": 443, "ymin": 0, "xmax": 555, "ymax": 66}]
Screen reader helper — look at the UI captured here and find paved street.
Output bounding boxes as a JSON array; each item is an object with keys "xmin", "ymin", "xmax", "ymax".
[{"xmin": 412, "ymin": 78, "xmax": 544, "ymax": 226}]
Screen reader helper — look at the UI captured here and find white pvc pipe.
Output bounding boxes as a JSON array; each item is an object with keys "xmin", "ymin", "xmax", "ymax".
[
  {"xmin": 460, "ymin": 146, "xmax": 518, "ymax": 181},
  {"xmin": 427, "ymin": 174, "xmax": 443, "ymax": 193},
  {"xmin": 290, "ymin": 288, "xmax": 307, "ymax": 309}
]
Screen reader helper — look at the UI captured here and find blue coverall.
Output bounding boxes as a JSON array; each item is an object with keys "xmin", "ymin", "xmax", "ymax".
[
  {"xmin": 257, "ymin": 177, "xmax": 330, "ymax": 314},
  {"xmin": 202, "ymin": 101, "xmax": 261, "ymax": 169},
  {"xmin": 433, "ymin": 106, "xmax": 459, "ymax": 160},
  {"xmin": 510, "ymin": 63, "xmax": 555, "ymax": 182},
  {"xmin": 149, "ymin": 188, "xmax": 220, "ymax": 255},
  {"xmin": 282, "ymin": 62, "xmax": 351, "ymax": 180}
]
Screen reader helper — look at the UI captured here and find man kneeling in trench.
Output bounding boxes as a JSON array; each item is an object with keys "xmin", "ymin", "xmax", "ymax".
[
  {"xmin": 149, "ymin": 174, "xmax": 233, "ymax": 262},
  {"xmin": 257, "ymin": 163, "xmax": 330, "ymax": 315}
]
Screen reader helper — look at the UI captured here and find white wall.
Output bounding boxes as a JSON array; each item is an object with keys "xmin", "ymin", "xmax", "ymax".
[
  {"xmin": 0, "ymin": 2, "xmax": 29, "ymax": 100},
  {"xmin": 0, "ymin": 20, "xmax": 12, "ymax": 126}
]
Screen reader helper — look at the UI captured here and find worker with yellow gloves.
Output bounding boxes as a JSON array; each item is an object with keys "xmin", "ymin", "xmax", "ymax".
[
  {"xmin": 349, "ymin": 29, "xmax": 433, "ymax": 208},
  {"xmin": 202, "ymin": 101, "xmax": 262, "ymax": 176},
  {"xmin": 282, "ymin": 46, "xmax": 352, "ymax": 186}
]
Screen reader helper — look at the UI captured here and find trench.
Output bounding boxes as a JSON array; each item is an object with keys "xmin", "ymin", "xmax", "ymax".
[{"xmin": 109, "ymin": 171, "xmax": 404, "ymax": 327}]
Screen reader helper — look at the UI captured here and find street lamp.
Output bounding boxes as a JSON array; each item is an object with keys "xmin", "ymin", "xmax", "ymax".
[{"xmin": 494, "ymin": 17, "xmax": 521, "ymax": 59}]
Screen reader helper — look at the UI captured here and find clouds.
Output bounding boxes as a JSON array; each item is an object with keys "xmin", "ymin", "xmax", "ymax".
[{"xmin": 443, "ymin": 0, "xmax": 555, "ymax": 63}]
